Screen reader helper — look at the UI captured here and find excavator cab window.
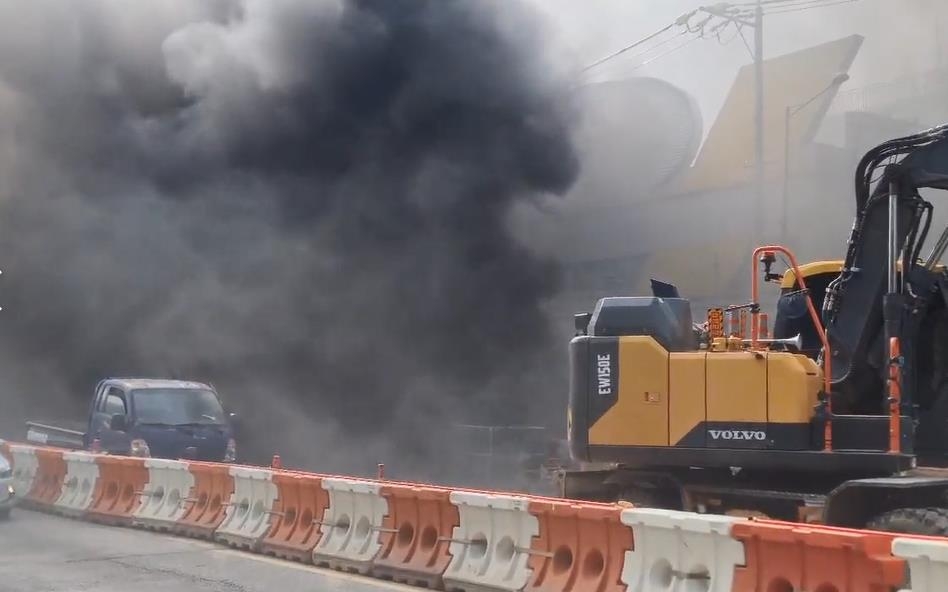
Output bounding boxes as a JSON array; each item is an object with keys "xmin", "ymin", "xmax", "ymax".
[{"xmin": 773, "ymin": 271, "xmax": 838, "ymax": 360}]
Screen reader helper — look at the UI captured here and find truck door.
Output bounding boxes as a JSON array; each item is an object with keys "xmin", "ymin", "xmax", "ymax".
[
  {"xmin": 90, "ymin": 386, "xmax": 129, "ymax": 453},
  {"xmin": 87, "ymin": 382, "xmax": 107, "ymax": 445}
]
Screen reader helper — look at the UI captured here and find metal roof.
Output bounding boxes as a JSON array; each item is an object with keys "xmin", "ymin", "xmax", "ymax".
[
  {"xmin": 672, "ymin": 34, "xmax": 864, "ymax": 195},
  {"xmin": 104, "ymin": 378, "xmax": 214, "ymax": 392}
]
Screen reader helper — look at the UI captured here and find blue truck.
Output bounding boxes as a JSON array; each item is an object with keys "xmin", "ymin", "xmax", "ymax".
[{"xmin": 26, "ymin": 378, "xmax": 238, "ymax": 462}]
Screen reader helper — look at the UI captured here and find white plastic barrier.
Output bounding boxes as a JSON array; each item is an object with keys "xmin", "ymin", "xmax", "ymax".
[
  {"xmin": 442, "ymin": 491, "xmax": 539, "ymax": 592},
  {"xmin": 893, "ymin": 536, "xmax": 948, "ymax": 592},
  {"xmin": 133, "ymin": 458, "xmax": 195, "ymax": 531},
  {"xmin": 620, "ymin": 508, "xmax": 745, "ymax": 592},
  {"xmin": 311, "ymin": 478, "xmax": 388, "ymax": 575},
  {"xmin": 214, "ymin": 466, "xmax": 278, "ymax": 551},
  {"xmin": 53, "ymin": 452, "xmax": 100, "ymax": 517},
  {"xmin": 9, "ymin": 444, "xmax": 39, "ymax": 499}
]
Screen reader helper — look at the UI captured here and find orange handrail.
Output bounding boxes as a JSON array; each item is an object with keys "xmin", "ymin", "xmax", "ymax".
[{"xmin": 751, "ymin": 245, "xmax": 833, "ymax": 452}]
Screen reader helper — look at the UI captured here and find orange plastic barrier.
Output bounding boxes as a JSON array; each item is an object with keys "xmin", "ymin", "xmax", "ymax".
[
  {"xmin": 26, "ymin": 448, "xmax": 67, "ymax": 510},
  {"xmin": 86, "ymin": 456, "xmax": 149, "ymax": 526},
  {"xmin": 732, "ymin": 519, "xmax": 906, "ymax": 592},
  {"xmin": 259, "ymin": 472, "xmax": 330, "ymax": 562},
  {"xmin": 372, "ymin": 484, "xmax": 459, "ymax": 588},
  {"xmin": 173, "ymin": 461, "xmax": 234, "ymax": 539},
  {"xmin": 525, "ymin": 499, "xmax": 632, "ymax": 592}
]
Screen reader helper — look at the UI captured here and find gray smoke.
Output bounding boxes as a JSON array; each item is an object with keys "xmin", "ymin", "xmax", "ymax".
[{"xmin": 0, "ymin": 0, "xmax": 580, "ymax": 477}]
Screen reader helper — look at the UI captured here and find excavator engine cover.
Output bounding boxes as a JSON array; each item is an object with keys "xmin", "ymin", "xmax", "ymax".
[{"xmin": 585, "ymin": 296, "xmax": 695, "ymax": 350}]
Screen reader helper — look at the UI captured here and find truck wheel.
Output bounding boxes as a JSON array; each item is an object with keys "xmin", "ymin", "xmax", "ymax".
[{"xmin": 866, "ymin": 507, "xmax": 948, "ymax": 536}]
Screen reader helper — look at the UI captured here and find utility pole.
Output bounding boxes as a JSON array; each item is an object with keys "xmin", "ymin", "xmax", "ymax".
[
  {"xmin": 753, "ymin": 0, "xmax": 765, "ymax": 242},
  {"xmin": 698, "ymin": 2, "xmax": 767, "ymax": 241}
]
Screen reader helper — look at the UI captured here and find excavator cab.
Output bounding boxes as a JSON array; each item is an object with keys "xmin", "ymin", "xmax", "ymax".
[{"xmin": 773, "ymin": 262, "xmax": 842, "ymax": 360}]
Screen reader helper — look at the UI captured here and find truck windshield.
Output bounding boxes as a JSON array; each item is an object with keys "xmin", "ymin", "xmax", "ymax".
[{"xmin": 130, "ymin": 388, "xmax": 226, "ymax": 426}]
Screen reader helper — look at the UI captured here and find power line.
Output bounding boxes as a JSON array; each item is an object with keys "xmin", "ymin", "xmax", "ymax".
[
  {"xmin": 734, "ymin": 0, "xmax": 853, "ymax": 7},
  {"xmin": 729, "ymin": 0, "xmax": 863, "ymax": 17},
  {"xmin": 736, "ymin": 22, "xmax": 755, "ymax": 58},
  {"xmin": 764, "ymin": 0, "xmax": 859, "ymax": 15},
  {"xmin": 733, "ymin": 0, "xmax": 805, "ymax": 5},
  {"xmin": 581, "ymin": 0, "xmax": 867, "ymax": 75},
  {"xmin": 581, "ymin": 10, "xmax": 700, "ymax": 73},
  {"xmin": 580, "ymin": 22, "xmax": 678, "ymax": 73},
  {"xmin": 609, "ymin": 30, "xmax": 692, "ymax": 66},
  {"xmin": 627, "ymin": 36, "xmax": 704, "ymax": 72}
]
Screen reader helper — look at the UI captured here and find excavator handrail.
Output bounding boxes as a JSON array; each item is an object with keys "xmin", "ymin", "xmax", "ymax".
[{"xmin": 751, "ymin": 245, "xmax": 833, "ymax": 452}]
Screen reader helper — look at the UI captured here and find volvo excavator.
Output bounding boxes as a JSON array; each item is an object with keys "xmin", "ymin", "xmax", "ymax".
[{"xmin": 562, "ymin": 123, "xmax": 948, "ymax": 535}]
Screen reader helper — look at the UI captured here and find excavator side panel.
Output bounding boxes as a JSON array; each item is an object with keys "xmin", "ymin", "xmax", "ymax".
[
  {"xmin": 567, "ymin": 335, "xmax": 617, "ymax": 462},
  {"xmin": 588, "ymin": 336, "xmax": 669, "ymax": 447},
  {"xmin": 705, "ymin": 353, "xmax": 768, "ymax": 448},
  {"xmin": 669, "ymin": 352, "xmax": 707, "ymax": 446},
  {"xmin": 767, "ymin": 353, "xmax": 822, "ymax": 449}
]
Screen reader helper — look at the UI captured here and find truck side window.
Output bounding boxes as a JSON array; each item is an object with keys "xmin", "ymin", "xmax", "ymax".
[{"xmin": 101, "ymin": 388, "xmax": 127, "ymax": 416}]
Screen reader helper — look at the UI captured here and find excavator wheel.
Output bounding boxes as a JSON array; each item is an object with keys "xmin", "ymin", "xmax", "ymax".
[
  {"xmin": 866, "ymin": 507, "xmax": 948, "ymax": 536},
  {"xmin": 865, "ymin": 508, "xmax": 948, "ymax": 589}
]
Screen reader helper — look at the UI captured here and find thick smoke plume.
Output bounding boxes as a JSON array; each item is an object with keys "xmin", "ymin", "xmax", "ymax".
[{"xmin": 0, "ymin": 0, "xmax": 580, "ymax": 479}]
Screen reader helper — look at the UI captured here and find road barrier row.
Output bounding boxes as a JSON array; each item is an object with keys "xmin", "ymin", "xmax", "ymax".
[
  {"xmin": 6, "ymin": 442, "xmax": 948, "ymax": 591},
  {"xmin": 215, "ymin": 466, "xmax": 279, "ymax": 551},
  {"xmin": 54, "ymin": 451, "xmax": 99, "ymax": 517},
  {"xmin": 134, "ymin": 458, "xmax": 195, "ymax": 531},
  {"xmin": 260, "ymin": 471, "xmax": 329, "ymax": 562},
  {"xmin": 312, "ymin": 477, "xmax": 389, "ymax": 574},
  {"xmin": 374, "ymin": 483, "xmax": 458, "ymax": 588},
  {"xmin": 174, "ymin": 461, "xmax": 233, "ymax": 539}
]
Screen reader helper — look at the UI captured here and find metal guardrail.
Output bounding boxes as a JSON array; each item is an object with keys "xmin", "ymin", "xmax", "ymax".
[
  {"xmin": 25, "ymin": 422, "xmax": 85, "ymax": 448},
  {"xmin": 830, "ymin": 68, "xmax": 948, "ymax": 117},
  {"xmin": 451, "ymin": 424, "xmax": 563, "ymax": 494}
]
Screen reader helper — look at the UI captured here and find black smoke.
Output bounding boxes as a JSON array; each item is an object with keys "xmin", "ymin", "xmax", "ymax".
[{"xmin": 0, "ymin": 0, "xmax": 580, "ymax": 478}]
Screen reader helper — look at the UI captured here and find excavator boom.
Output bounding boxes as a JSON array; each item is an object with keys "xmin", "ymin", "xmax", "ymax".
[{"xmin": 825, "ymin": 124, "xmax": 948, "ymax": 414}]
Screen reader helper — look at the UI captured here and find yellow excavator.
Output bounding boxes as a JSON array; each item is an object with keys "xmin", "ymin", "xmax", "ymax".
[{"xmin": 562, "ymin": 123, "xmax": 948, "ymax": 535}]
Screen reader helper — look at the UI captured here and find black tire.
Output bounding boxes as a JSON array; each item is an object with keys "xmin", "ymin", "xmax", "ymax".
[
  {"xmin": 865, "ymin": 507, "xmax": 948, "ymax": 589},
  {"xmin": 866, "ymin": 507, "xmax": 948, "ymax": 536}
]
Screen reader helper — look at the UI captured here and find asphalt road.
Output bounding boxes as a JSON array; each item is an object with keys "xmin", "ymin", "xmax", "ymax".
[{"xmin": 0, "ymin": 509, "xmax": 425, "ymax": 592}]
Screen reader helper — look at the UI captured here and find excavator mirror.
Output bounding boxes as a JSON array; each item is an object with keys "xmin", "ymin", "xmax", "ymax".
[
  {"xmin": 574, "ymin": 312, "xmax": 592, "ymax": 335},
  {"xmin": 759, "ymin": 251, "xmax": 782, "ymax": 283}
]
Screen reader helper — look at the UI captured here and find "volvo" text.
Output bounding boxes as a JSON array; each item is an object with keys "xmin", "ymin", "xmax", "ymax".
[{"xmin": 708, "ymin": 429, "xmax": 766, "ymax": 441}]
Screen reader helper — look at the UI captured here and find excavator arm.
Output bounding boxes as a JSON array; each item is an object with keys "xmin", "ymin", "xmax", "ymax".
[{"xmin": 823, "ymin": 124, "xmax": 948, "ymax": 415}]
